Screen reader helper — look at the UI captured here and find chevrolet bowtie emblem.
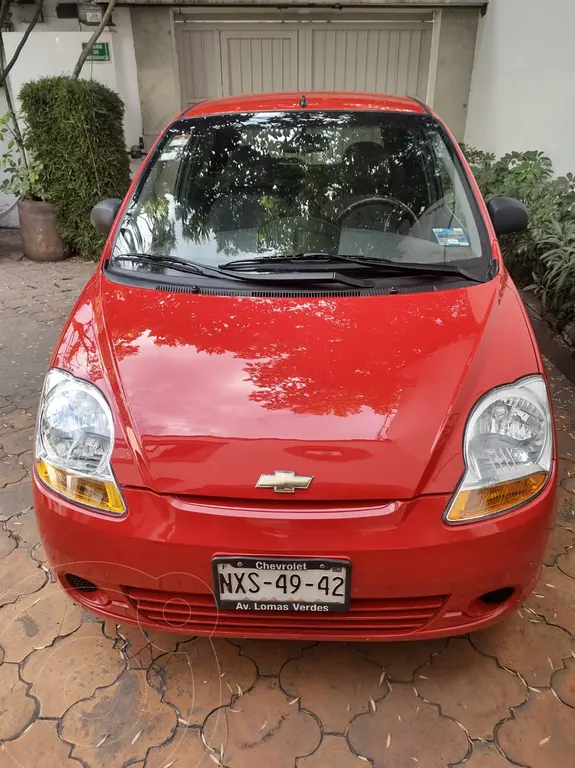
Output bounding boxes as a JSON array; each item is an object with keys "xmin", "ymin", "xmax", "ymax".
[{"xmin": 256, "ymin": 470, "xmax": 314, "ymax": 493}]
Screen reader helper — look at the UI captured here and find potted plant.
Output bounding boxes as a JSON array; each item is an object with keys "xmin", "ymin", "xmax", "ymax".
[
  {"xmin": 19, "ymin": 76, "xmax": 130, "ymax": 260},
  {"xmin": 0, "ymin": 112, "xmax": 69, "ymax": 261}
]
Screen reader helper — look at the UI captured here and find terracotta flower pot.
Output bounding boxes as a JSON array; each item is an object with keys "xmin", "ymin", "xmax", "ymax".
[{"xmin": 18, "ymin": 199, "xmax": 70, "ymax": 262}]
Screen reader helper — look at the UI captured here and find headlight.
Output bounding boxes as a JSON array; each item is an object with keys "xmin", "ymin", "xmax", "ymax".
[
  {"xmin": 35, "ymin": 369, "xmax": 125, "ymax": 515},
  {"xmin": 445, "ymin": 375, "xmax": 553, "ymax": 524}
]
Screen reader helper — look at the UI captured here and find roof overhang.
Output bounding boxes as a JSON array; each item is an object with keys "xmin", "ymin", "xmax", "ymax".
[{"xmin": 116, "ymin": 1, "xmax": 487, "ymax": 7}]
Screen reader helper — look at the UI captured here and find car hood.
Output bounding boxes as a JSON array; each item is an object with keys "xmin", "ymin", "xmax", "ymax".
[{"xmin": 55, "ymin": 273, "xmax": 540, "ymax": 501}]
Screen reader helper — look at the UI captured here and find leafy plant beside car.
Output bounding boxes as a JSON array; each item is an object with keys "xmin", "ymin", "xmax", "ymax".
[
  {"xmin": 461, "ymin": 145, "xmax": 575, "ymax": 332},
  {"xmin": 0, "ymin": 110, "xmax": 70, "ymax": 261},
  {"xmin": 0, "ymin": 112, "xmax": 45, "ymax": 200},
  {"xmin": 19, "ymin": 76, "xmax": 130, "ymax": 259}
]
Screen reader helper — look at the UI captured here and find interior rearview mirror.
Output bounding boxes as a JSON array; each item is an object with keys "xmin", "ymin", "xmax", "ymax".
[
  {"xmin": 486, "ymin": 196, "xmax": 529, "ymax": 237},
  {"xmin": 90, "ymin": 198, "xmax": 123, "ymax": 236}
]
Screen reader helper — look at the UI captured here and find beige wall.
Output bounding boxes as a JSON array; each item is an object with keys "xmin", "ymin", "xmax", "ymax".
[
  {"xmin": 466, "ymin": 0, "xmax": 575, "ymax": 175},
  {"xmin": 131, "ymin": 5, "xmax": 480, "ymax": 146},
  {"xmin": 124, "ymin": 0, "xmax": 485, "ymax": 5},
  {"xmin": 131, "ymin": 7, "xmax": 180, "ymax": 147},
  {"xmin": 432, "ymin": 8, "xmax": 480, "ymax": 141}
]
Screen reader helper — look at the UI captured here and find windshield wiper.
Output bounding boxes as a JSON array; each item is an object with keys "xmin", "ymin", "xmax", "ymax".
[
  {"xmin": 220, "ymin": 252, "xmax": 486, "ymax": 284},
  {"xmin": 110, "ymin": 253, "xmax": 373, "ymax": 288},
  {"xmin": 111, "ymin": 253, "xmax": 225, "ymax": 278}
]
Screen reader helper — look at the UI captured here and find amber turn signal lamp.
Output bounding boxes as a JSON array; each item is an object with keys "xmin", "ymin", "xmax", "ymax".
[
  {"xmin": 445, "ymin": 472, "xmax": 548, "ymax": 523},
  {"xmin": 36, "ymin": 460, "xmax": 125, "ymax": 515}
]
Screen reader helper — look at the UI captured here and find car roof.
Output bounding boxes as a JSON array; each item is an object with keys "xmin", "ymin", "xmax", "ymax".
[{"xmin": 184, "ymin": 91, "xmax": 427, "ymax": 118}]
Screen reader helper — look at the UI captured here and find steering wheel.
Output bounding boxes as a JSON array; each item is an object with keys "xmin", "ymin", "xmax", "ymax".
[{"xmin": 335, "ymin": 196, "xmax": 421, "ymax": 234}]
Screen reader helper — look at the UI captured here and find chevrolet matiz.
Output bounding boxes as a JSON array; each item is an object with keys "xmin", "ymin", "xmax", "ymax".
[{"xmin": 33, "ymin": 92, "xmax": 557, "ymax": 640}]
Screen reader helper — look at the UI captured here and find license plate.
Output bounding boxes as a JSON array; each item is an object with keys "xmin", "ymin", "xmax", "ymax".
[{"xmin": 213, "ymin": 556, "xmax": 351, "ymax": 613}]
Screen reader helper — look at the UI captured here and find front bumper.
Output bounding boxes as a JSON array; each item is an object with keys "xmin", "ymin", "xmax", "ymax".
[{"xmin": 33, "ymin": 472, "xmax": 557, "ymax": 641}]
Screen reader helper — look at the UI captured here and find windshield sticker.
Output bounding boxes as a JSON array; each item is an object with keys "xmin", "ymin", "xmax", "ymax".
[
  {"xmin": 159, "ymin": 133, "xmax": 190, "ymax": 161},
  {"xmin": 433, "ymin": 228, "xmax": 470, "ymax": 247}
]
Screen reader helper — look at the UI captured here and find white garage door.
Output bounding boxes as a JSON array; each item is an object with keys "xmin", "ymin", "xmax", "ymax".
[{"xmin": 176, "ymin": 20, "xmax": 432, "ymax": 109}]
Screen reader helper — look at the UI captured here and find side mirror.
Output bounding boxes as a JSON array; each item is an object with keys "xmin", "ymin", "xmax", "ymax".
[
  {"xmin": 486, "ymin": 196, "xmax": 529, "ymax": 237},
  {"xmin": 90, "ymin": 198, "xmax": 123, "ymax": 235},
  {"xmin": 129, "ymin": 145, "xmax": 147, "ymax": 160}
]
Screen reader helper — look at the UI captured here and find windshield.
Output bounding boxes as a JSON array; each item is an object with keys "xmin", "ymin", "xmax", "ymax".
[{"xmin": 115, "ymin": 111, "xmax": 488, "ymax": 270}]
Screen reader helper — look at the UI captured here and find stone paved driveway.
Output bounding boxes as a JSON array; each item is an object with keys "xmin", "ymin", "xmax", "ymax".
[{"xmin": 1, "ymin": 248, "xmax": 575, "ymax": 768}]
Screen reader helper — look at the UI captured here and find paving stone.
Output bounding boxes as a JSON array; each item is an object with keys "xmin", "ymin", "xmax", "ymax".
[
  {"xmin": 112, "ymin": 621, "xmax": 185, "ymax": 669},
  {"xmin": 0, "ymin": 426, "xmax": 34, "ymax": 456},
  {"xmin": 415, "ymin": 638, "xmax": 526, "ymax": 739},
  {"xmin": 561, "ymin": 475, "xmax": 575, "ymax": 496},
  {"xmin": 0, "ymin": 456, "xmax": 26, "ymax": 487},
  {"xmin": 153, "ymin": 637, "xmax": 257, "ymax": 725},
  {"xmin": 0, "ymin": 720, "xmax": 76, "ymax": 767},
  {"xmin": 559, "ymin": 456, "xmax": 575, "ymax": 478},
  {"xmin": 525, "ymin": 566, "xmax": 575, "ymax": 635},
  {"xmin": 229, "ymin": 638, "xmax": 316, "ymax": 676},
  {"xmin": 471, "ymin": 610, "xmax": 573, "ymax": 686},
  {"xmin": 558, "ymin": 544, "xmax": 575, "ymax": 578},
  {"xmin": 348, "ymin": 682, "xmax": 469, "ymax": 767},
  {"xmin": 356, "ymin": 638, "xmax": 448, "ymax": 682},
  {"xmin": 0, "ymin": 662, "xmax": 37, "ymax": 740},
  {"xmin": 203, "ymin": 677, "xmax": 321, "ymax": 768},
  {"xmin": 11, "ymin": 392, "xmax": 41, "ymax": 411},
  {"xmin": 298, "ymin": 735, "xmax": 362, "ymax": 768},
  {"xmin": 465, "ymin": 741, "xmax": 523, "ymax": 767},
  {"xmin": 498, "ymin": 689, "xmax": 575, "ymax": 767},
  {"xmin": 549, "ymin": 373, "xmax": 575, "ymax": 407},
  {"xmin": 0, "ymin": 231, "xmax": 23, "ymax": 263},
  {"xmin": 145, "ymin": 726, "xmax": 211, "ymax": 767},
  {"xmin": 61, "ymin": 669, "xmax": 177, "ymax": 768},
  {"xmin": 551, "ymin": 657, "xmax": 575, "ymax": 707},
  {"xmin": 0, "ymin": 480, "xmax": 33, "ymax": 520},
  {"xmin": 17, "ymin": 449, "xmax": 33, "ymax": 471},
  {"xmin": 544, "ymin": 523, "xmax": 575, "ymax": 564},
  {"xmin": 0, "ymin": 546, "xmax": 46, "ymax": 607},
  {"xmin": 556, "ymin": 426, "xmax": 575, "ymax": 461},
  {"xmin": 0, "ymin": 583, "xmax": 84, "ymax": 662},
  {"xmin": 559, "ymin": 461, "xmax": 575, "ymax": 514},
  {"xmin": 5, "ymin": 510, "xmax": 41, "ymax": 552},
  {"xmin": 31, "ymin": 540, "xmax": 46, "ymax": 563},
  {"xmin": 0, "ymin": 528, "xmax": 17, "ymax": 559},
  {"xmin": 0, "ymin": 410, "xmax": 34, "ymax": 431},
  {"xmin": 281, "ymin": 643, "xmax": 383, "ymax": 734},
  {"xmin": 0, "ymin": 403, "xmax": 16, "ymax": 419},
  {"xmin": 21, "ymin": 621, "xmax": 126, "ymax": 717}
]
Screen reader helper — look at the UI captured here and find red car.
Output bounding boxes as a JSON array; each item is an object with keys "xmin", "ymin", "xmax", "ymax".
[{"xmin": 34, "ymin": 92, "xmax": 556, "ymax": 641}]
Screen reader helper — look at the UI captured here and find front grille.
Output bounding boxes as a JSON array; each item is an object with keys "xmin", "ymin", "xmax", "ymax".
[{"xmin": 123, "ymin": 587, "xmax": 447, "ymax": 637}]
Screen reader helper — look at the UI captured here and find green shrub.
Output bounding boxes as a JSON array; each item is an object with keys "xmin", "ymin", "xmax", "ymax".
[
  {"xmin": 461, "ymin": 145, "xmax": 575, "ymax": 328},
  {"xmin": 536, "ymin": 217, "xmax": 575, "ymax": 324},
  {"xmin": 19, "ymin": 76, "xmax": 130, "ymax": 259}
]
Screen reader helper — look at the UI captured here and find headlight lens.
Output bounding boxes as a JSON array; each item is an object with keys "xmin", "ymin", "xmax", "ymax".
[
  {"xmin": 445, "ymin": 375, "xmax": 552, "ymax": 523},
  {"xmin": 35, "ymin": 370, "xmax": 125, "ymax": 515}
]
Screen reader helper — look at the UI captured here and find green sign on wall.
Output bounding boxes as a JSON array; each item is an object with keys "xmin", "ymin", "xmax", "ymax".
[{"xmin": 82, "ymin": 42, "xmax": 110, "ymax": 62}]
